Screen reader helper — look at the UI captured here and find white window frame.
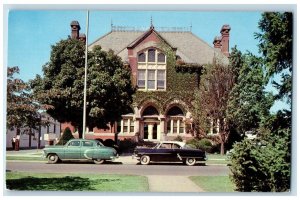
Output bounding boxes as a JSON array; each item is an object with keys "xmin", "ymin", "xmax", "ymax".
[{"xmin": 137, "ymin": 48, "xmax": 166, "ymax": 91}]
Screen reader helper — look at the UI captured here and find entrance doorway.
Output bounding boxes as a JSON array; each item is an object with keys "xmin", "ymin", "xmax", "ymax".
[{"xmin": 144, "ymin": 124, "xmax": 148, "ymax": 139}]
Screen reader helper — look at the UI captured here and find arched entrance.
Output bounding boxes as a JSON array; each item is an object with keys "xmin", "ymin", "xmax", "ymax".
[{"xmin": 141, "ymin": 105, "xmax": 160, "ymax": 140}]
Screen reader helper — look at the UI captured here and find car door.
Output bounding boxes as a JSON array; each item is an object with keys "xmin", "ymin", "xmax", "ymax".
[
  {"xmin": 156, "ymin": 143, "xmax": 174, "ymax": 161},
  {"xmin": 64, "ymin": 140, "xmax": 82, "ymax": 159},
  {"xmin": 80, "ymin": 140, "xmax": 95, "ymax": 159}
]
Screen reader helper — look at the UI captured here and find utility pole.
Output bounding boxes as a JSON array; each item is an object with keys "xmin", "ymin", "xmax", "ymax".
[{"xmin": 82, "ymin": 10, "xmax": 89, "ymax": 139}]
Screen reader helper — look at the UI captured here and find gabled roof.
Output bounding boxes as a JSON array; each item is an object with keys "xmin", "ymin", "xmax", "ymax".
[{"xmin": 89, "ymin": 28, "xmax": 228, "ymax": 65}]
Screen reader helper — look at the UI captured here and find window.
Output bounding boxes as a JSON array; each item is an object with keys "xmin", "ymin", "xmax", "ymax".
[
  {"xmin": 68, "ymin": 141, "xmax": 80, "ymax": 147},
  {"xmin": 167, "ymin": 120, "xmax": 171, "ymax": 133},
  {"xmin": 138, "ymin": 53, "xmax": 146, "ymax": 62},
  {"xmin": 83, "ymin": 141, "xmax": 93, "ymax": 147},
  {"xmin": 137, "ymin": 49, "xmax": 166, "ymax": 90},
  {"xmin": 130, "ymin": 120, "xmax": 134, "ymax": 133},
  {"xmin": 158, "ymin": 53, "xmax": 166, "ymax": 63},
  {"xmin": 123, "ymin": 120, "xmax": 128, "ymax": 133},
  {"xmin": 173, "ymin": 120, "xmax": 178, "ymax": 134},
  {"xmin": 179, "ymin": 120, "xmax": 185, "ymax": 133},
  {"xmin": 147, "ymin": 70, "xmax": 155, "ymax": 89},
  {"xmin": 121, "ymin": 118, "xmax": 134, "ymax": 134},
  {"xmin": 137, "ymin": 70, "xmax": 146, "ymax": 89},
  {"xmin": 148, "ymin": 49, "xmax": 156, "ymax": 62},
  {"xmin": 157, "ymin": 70, "xmax": 165, "ymax": 89}
]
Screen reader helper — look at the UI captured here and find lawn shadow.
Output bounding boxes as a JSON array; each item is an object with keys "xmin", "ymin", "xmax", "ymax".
[{"xmin": 6, "ymin": 175, "xmax": 122, "ymax": 191}]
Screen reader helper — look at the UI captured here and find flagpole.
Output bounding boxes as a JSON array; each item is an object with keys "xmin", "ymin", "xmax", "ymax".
[{"xmin": 82, "ymin": 10, "xmax": 89, "ymax": 139}]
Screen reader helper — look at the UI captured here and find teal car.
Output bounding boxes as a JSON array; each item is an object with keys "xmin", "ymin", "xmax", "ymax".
[{"xmin": 43, "ymin": 139, "xmax": 118, "ymax": 164}]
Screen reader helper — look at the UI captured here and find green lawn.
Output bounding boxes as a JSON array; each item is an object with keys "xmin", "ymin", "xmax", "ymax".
[
  {"xmin": 189, "ymin": 176, "xmax": 235, "ymax": 192},
  {"xmin": 6, "ymin": 172, "xmax": 149, "ymax": 192}
]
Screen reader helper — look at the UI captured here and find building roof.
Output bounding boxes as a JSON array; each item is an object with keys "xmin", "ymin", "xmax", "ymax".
[{"xmin": 89, "ymin": 28, "xmax": 228, "ymax": 65}]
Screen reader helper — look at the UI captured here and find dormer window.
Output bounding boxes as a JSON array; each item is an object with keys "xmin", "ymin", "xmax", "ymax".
[{"xmin": 137, "ymin": 48, "xmax": 167, "ymax": 91}]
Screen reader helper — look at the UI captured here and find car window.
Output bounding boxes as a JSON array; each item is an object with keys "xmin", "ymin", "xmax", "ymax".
[
  {"xmin": 160, "ymin": 143, "xmax": 172, "ymax": 149},
  {"xmin": 68, "ymin": 141, "xmax": 81, "ymax": 147},
  {"xmin": 82, "ymin": 141, "xmax": 94, "ymax": 147},
  {"xmin": 96, "ymin": 141, "xmax": 104, "ymax": 147},
  {"xmin": 172, "ymin": 144, "xmax": 180, "ymax": 149}
]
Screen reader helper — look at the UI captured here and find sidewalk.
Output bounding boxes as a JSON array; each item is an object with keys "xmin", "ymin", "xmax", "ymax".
[{"xmin": 147, "ymin": 175, "xmax": 203, "ymax": 192}]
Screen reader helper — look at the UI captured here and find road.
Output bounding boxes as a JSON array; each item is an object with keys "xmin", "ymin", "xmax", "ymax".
[{"xmin": 6, "ymin": 161, "xmax": 229, "ymax": 176}]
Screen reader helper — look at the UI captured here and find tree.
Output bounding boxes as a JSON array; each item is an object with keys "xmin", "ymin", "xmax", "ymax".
[
  {"xmin": 226, "ymin": 52, "xmax": 273, "ymax": 135},
  {"xmin": 30, "ymin": 39, "xmax": 135, "ymax": 138},
  {"xmin": 7, "ymin": 67, "xmax": 45, "ymax": 145},
  {"xmin": 57, "ymin": 127, "xmax": 74, "ymax": 145},
  {"xmin": 193, "ymin": 57, "xmax": 235, "ymax": 155},
  {"xmin": 255, "ymin": 12, "xmax": 292, "ymax": 105},
  {"xmin": 229, "ymin": 12, "xmax": 292, "ymax": 192}
]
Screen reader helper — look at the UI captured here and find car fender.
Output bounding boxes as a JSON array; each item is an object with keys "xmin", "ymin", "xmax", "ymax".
[{"xmin": 83, "ymin": 149, "xmax": 94, "ymax": 159}]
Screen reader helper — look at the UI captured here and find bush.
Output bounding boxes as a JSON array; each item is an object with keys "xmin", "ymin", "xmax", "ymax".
[
  {"xmin": 57, "ymin": 127, "xmax": 74, "ymax": 145},
  {"xmin": 186, "ymin": 138, "xmax": 213, "ymax": 152},
  {"xmin": 118, "ymin": 139, "xmax": 137, "ymax": 154},
  {"xmin": 173, "ymin": 135, "xmax": 183, "ymax": 142},
  {"xmin": 230, "ymin": 129, "xmax": 291, "ymax": 192}
]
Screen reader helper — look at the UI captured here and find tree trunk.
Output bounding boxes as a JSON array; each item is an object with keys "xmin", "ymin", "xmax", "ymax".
[
  {"xmin": 78, "ymin": 126, "xmax": 83, "ymax": 138},
  {"xmin": 220, "ymin": 141, "xmax": 225, "ymax": 155},
  {"xmin": 29, "ymin": 129, "xmax": 32, "ymax": 148}
]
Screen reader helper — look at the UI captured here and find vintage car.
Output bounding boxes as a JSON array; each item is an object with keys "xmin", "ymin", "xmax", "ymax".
[
  {"xmin": 133, "ymin": 141, "xmax": 207, "ymax": 166},
  {"xmin": 43, "ymin": 139, "xmax": 118, "ymax": 164}
]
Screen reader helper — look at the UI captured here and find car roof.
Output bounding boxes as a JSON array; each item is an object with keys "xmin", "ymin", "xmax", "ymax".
[{"xmin": 158, "ymin": 141, "xmax": 186, "ymax": 147}]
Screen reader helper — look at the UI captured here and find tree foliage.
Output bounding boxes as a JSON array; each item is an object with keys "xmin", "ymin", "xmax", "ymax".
[
  {"xmin": 227, "ymin": 52, "xmax": 273, "ymax": 135},
  {"xmin": 229, "ymin": 12, "xmax": 292, "ymax": 192},
  {"xmin": 30, "ymin": 39, "xmax": 135, "ymax": 138},
  {"xmin": 57, "ymin": 127, "xmax": 74, "ymax": 145},
  {"xmin": 255, "ymin": 12, "xmax": 293, "ymax": 104},
  {"xmin": 7, "ymin": 66, "xmax": 44, "ymax": 134},
  {"xmin": 193, "ymin": 57, "xmax": 235, "ymax": 155}
]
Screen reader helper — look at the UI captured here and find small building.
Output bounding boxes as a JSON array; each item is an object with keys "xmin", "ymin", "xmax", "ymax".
[
  {"xmin": 6, "ymin": 113, "xmax": 61, "ymax": 150},
  {"xmin": 63, "ymin": 21, "xmax": 231, "ymax": 142}
]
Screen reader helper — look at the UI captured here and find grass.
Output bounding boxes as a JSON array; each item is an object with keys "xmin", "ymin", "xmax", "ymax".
[
  {"xmin": 6, "ymin": 172, "xmax": 149, "ymax": 192},
  {"xmin": 189, "ymin": 176, "xmax": 235, "ymax": 192}
]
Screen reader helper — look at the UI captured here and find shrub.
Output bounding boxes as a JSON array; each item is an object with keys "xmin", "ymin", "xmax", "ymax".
[
  {"xmin": 173, "ymin": 135, "xmax": 183, "ymax": 142},
  {"xmin": 230, "ymin": 129, "xmax": 291, "ymax": 192},
  {"xmin": 186, "ymin": 138, "xmax": 213, "ymax": 152},
  {"xmin": 118, "ymin": 139, "xmax": 137, "ymax": 154},
  {"xmin": 57, "ymin": 127, "xmax": 74, "ymax": 145}
]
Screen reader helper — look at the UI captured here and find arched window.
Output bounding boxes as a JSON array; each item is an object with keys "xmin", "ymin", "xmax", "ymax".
[
  {"xmin": 148, "ymin": 49, "xmax": 156, "ymax": 62},
  {"xmin": 142, "ymin": 106, "xmax": 159, "ymax": 116},
  {"xmin": 138, "ymin": 53, "xmax": 146, "ymax": 62},
  {"xmin": 158, "ymin": 53, "xmax": 166, "ymax": 63}
]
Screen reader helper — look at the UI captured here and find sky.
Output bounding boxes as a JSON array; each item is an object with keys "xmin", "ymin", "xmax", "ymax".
[{"xmin": 6, "ymin": 9, "xmax": 291, "ymax": 112}]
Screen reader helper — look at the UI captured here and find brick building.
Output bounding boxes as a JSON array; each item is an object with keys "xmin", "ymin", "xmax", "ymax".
[{"xmin": 63, "ymin": 21, "xmax": 230, "ymax": 142}]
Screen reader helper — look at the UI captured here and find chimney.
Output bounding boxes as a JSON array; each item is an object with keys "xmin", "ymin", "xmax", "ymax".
[
  {"xmin": 220, "ymin": 24, "xmax": 231, "ymax": 57},
  {"xmin": 79, "ymin": 33, "xmax": 86, "ymax": 43},
  {"xmin": 70, "ymin": 21, "xmax": 81, "ymax": 39},
  {"xmin": 213, "ymin": 36, "xmax": 222, "ymax": 50}
]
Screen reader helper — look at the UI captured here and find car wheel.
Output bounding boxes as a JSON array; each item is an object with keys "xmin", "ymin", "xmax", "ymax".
[
  {"xmin": 185, "ymin": 158, "xmax": 196, "ymax": 166},
  {"xmin": 140, "ymin": 155, "xmax": 150, "ymax": 165},
  {"xmin": 48, "ymin": 154, "xmax": 59, "ymax": 164},
  {"xmin": 93, "ymin": 159, "xmax": 104, "ymax": 164}
]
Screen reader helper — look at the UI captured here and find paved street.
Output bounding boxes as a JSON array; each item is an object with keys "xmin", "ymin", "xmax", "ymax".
[
  {"xmin": 6, "ymin": 150, "xmax": 230, "ymax": 192},
  {"xmin": 6, "ymin": 160, "xmax": 229, "ymax": 176}
]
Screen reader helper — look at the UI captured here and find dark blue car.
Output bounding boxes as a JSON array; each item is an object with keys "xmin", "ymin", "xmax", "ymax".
[{"xmin": 133, "ymin": 141, "xmax": 207, "ymax": 166}]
